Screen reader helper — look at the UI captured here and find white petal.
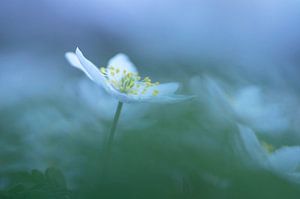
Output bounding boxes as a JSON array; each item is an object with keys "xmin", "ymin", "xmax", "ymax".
[
  {"xmin": 65, "ymin": 52, "xmax": 93, "ymax": 80},
  {"xmin": 75, "ymin": 48, "xmax": 108, "ymax": 87},
  {"xmin": 232, "ymin": 86, "xmax": 289, "ymax": 133},
  {"xmin": 131, "ymin": 82, "xmax": 192, "ymax": 103},
  {"xmin": 107, "ymin": 88, "xmax": 188, "ymax": 103},
  {"xmin": 66, "ymin": 49, "xmax": 123, "ymax": 100},
  {"xmin": 268, "ymin": 146, "xmax": 300, "ymax": 173},
  {"xmin": 155, "ymin": 82, "xmax": 180, "ymax": 95},
  {"xmin": 65, "ymin": 52, "xmax": 82, "ymax": 69},
  {"xmin": 143, "ymin": 94, "xmax": 194, "ymax": 103},
  {"xmin": 138, "ymin": 82, "xmax": 179, "ymax": 98},
  {"xmin": 107, "ymin": 53, "xmax": 138, "ymax": 74},
  {"xmin": 115, "ymin": 93, "xmax": 138, "ymax": 103},
  {"xmin": 237, "ymin": 124, "xmax": 268, "ymax": 166}
]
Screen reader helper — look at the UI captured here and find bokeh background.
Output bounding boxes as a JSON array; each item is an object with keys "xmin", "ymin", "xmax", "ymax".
[{"xmin": 1, "ymin": 0, "xmax": 300, "ymax": 198}]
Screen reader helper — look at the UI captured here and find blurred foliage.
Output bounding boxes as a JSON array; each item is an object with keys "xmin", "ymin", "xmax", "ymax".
[
  {"xmin": 1, "ymin": 97, "xmax": 300, "ymax": 199},
  {"xmin": 0, "ymin": 168, "xmax": 71, "ymax": 199}
]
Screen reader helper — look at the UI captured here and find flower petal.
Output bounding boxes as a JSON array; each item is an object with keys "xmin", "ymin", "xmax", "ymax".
[
  {"xmin": 66, "ymin": 49, "xmax": 125, "ymax": 101},
  {"xmin": 237, "ymin": 124, "xmax": 268, "ymax": 166},
  {"xmin": 75, "ymin": 48, "xmax": 108, "ymax": 87},
  {"xmin": 268, "ymin": 146, "xmax": 300, "ymax": 173},
  {"xmin": 114, "ymin": 92, "xmax": 139, "ymax": 103},
  {"xmin": 143, "ymin": 94, "xmax": 194, "ymax": 103},
  {"xmin": 136, "ymin": 82, "xmax": 179, "ymax": 97},
  {"xmin": 107, "ymin": 53, "xmax": 138, "ymax": 74},
  {"xmin": 232, "ymin": 86, "xmax": 289, "ymax": 133},
  {"xmin": 153, "ymin": 82, "xmax": 180, "ymax": 95},
  {"xmin": 131, "ymin": 82, "xmax": 193, "ymax": 103},
  {"xmin": 65, "ymin": 52, "xmax": 93, "ymax": 80},
  {"xmin": 65, "ymin": 52, "xmax": 82, "ymax": 69}
]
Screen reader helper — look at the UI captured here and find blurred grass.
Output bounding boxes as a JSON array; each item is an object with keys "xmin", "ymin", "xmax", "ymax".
[{"xmin": 1, "ymin": 90, "xmax": 300, "ymax": 199}]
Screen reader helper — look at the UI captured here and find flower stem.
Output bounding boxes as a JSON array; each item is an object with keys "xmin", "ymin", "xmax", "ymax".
[
  {"xmin": 102, "ymin": 101, "xmax": 123, "ymax": 174},
  {"xmin": 106, "ymin": 101, "xmax": 123, "ymax": 151}
]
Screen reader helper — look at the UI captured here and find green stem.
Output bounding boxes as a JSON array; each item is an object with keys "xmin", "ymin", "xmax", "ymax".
[
  {"xmin": 106, "ymin": 101, "xmax": 123, "ymax": 151},
  {"xmin": 102, "ymin": 101, "xmax": 123, "ymax": 174}
]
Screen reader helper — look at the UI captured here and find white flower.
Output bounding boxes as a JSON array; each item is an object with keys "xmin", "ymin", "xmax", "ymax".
[
  {"xmin": 65, "ymin": 48, "xmax": 189, "ymax": 103},
  {"xmin": 237, "ymin": 124, "xmax": 300, "ymax": 183},
  {"xmin": 190, "ymin": 77, "xmax": 290, "ymax": 134},
  {"xmin": 232, "ymin": 86, "xmax": 289, "ymax": 134}
]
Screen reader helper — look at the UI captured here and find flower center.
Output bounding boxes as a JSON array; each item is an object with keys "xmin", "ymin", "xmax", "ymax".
[
  {"xmin": 261, "ymin": 141, "xmax": 275, "ymax": 154},
  {"xmin": 100, "ymin": 67, "xmax": 160, "ymax": 96},
  {"xmin": 119, "ymin": 72, "xmax": 138, "ymax": 93}
]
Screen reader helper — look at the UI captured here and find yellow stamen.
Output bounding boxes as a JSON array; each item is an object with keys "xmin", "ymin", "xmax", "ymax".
[
  {"xmin": 100, "ymin": 67, "xmax": 106, "ymax": 74},
  {"xmin": 152, "ymin": 90, "xmax": 159, "ymax": 96},
  {"xmin": 261, "ymin": 141, "xmax": 275, "ymax": 153},
  {"xmin": 144, "ymin": 77, "xmax": 151, "ymax": 82},
  {"xmin": 102, "ymin": 65, "xmax": 161, "ymax": 97},
  {"xmin": 141, "ymin": 88, "xmax": 148, "ymax": 94},
  {"xmin": 145, "ymin": 82, "xmax": 152, "ymax": 87}
]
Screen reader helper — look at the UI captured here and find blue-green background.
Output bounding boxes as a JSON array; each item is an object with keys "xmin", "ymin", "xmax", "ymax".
[{"xmin": 1, "ymin": 0, "xmax": 300, "ymax": 198}]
